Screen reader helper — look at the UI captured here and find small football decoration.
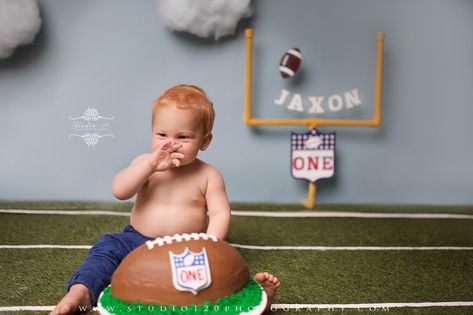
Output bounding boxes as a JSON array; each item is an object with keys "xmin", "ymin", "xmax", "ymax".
[
  {"xmin": 279, "ymin": 48, "xmax": 302, "ymax": 79},
  {"xmin": 97, "ymin": 233, "xmax": 267, "ymax": 315}
]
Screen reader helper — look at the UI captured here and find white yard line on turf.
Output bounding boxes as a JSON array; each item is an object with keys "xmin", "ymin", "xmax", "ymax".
[
  {"xmin": 232, "ymin": 211, "xmax": 473, "ymax": 219},
  {"xmin": 2, "ymin": 244, "xmax": 473, "ymax": 251},
  {"xmin": 2, "ymin": 301, "xmax": 473, "ymax": 312},
  {"xmin": 0, "ymin": 209, "xmax": 130, "ymax": 216},
  {"xmin": 1, "ymin": 209, "xmax": 473, "ymax": 219},
  {"xmin": 0, "ymin": 245, "xmax": 91, "ymax": 249},
  {"xmin": 271, "ymin": 301, "xmax": 473, "ymax": 310},
  {"xmin": 0, "ymin": 306, "xmax": 54, "ymax": 312},
  {"xmin": 232, "ymin": 245, "xmax": 473, "ymax": 251}
]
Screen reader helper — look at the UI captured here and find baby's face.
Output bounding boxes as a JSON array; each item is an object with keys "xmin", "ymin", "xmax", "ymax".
[{"xmin": 151, "ymin": 105, "xmax": 209, "ymax": 167}]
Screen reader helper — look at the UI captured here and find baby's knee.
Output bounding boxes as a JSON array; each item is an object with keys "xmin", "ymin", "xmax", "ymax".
[{"xmin": 89, "ymin": 233, "xmax": 130, "ymax": 262}]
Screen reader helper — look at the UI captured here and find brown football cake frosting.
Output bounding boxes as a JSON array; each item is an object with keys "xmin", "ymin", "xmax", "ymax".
[
  {"xmin": 110, "ymin": 234, "xmax": 250, "ymax": 306},
  {"xmin": 97, "ymin": 233, "xmax": 266, "ymax": 315}
]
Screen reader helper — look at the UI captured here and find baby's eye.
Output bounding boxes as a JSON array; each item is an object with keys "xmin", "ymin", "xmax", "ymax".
[
  {"xmin": 179, "ymin": 135, "xmax": 190, "ymax": 139},
  {"xmin": 157, "ymin": 133, "xmax": 166, "ymax": 138}
]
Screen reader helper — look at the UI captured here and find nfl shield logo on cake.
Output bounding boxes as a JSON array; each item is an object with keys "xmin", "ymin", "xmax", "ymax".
[
  {"xmin": 291, "ymin": 128, "xmax": 336, "ymax": 183},
  {"xmin": 169, "ymin": 247, "xmax": 212, "ymax": 295}
]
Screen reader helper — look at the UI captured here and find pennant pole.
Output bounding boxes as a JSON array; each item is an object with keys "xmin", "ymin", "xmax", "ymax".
[
  {"xmin": 301, "ymin": 123, "xmax": 318, "ymax": 208},
  {"xmin": 302, "ymin": 182, "xmax": 317, "ymax": 208}
]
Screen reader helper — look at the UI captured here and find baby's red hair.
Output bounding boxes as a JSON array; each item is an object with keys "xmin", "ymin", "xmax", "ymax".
[{"xmin": 152, "ymin": 84, "xmax": 215, "ymax": 138}]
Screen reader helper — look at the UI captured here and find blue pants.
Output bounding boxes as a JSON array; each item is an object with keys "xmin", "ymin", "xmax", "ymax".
[{"xmin": 66, "ymin": 225, "xmax": 153, "ymax": 306}]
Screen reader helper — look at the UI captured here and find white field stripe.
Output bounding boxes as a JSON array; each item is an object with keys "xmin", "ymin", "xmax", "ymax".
[
  {"xmin": 271, "ymin": 301, "xmax": 473, "ymax": 310},
  {"xmin": 0, "ymin": 306, "xmax": 98, "ymax": 312},
  {"xmin": 1, "ymin": 208, "xmax": 473, "ymax": 219},
  {"xmin": 0, "ymin": 209, "xmax": 130, "ymax": 216},
  {"xmin": 232, "ymin": 244, "xmax": 473, "ymax": 251},
  {"xmin": 2, "ymin": 301, "xmax": 473, "ymax": 312},
  {"xmin": 0, "ymin": 306, "xmax": 55, "ymax": 312},
  {"xmin": 231, "ymin": 210, "xmax": 473, "ymax": 219},
  {"xmin": 2, "ymin": 244, "xmax": 473, "ymax": 251},
  {"xmin": 0, "ymin": 245, "xmax": 91, "ymax": 249}
]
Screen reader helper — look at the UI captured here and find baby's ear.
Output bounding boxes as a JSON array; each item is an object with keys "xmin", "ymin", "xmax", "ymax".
[{"xmin": 200, "ymin": 133, "xmax": 213, "ymax": 151}]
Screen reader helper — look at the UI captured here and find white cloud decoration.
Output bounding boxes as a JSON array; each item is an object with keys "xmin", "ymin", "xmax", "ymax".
[
  {"xmin": 156, "ymin": 0, "xmax": 252, "ymax": 40},
  {"xmin": 0, "ymin": 0, "xmax": 41, "ymax": 60}
]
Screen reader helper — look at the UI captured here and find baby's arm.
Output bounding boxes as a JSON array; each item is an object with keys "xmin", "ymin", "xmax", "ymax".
[
  {"xmin": 112, "ymin": 142, "xmax": 183, "ymax": 200},
  {"xmin": 205, "ymin": 168, "xmax": 231, "ymax": 240}
]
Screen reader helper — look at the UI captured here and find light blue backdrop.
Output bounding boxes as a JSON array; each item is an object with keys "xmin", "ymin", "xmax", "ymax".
[{"xmin": 1, "ymin": 0, "xmax": 472, "ymax": 205}]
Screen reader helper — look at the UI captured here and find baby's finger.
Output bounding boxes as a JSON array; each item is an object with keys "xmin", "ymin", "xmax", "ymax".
[
  {"xmin": 171, "ymin": 152, "xmax": 184, "ymax": 160},
  {"xmin": 160, "ymin": 141, "xmax": 174, "ymax": 151},
  {"xmin": 153, "ymin": 141, "xmax": 171, "ymax": 155},
  {"xmin": 172, "ymin": 159, "xmax": 181, "ymax": 168}
]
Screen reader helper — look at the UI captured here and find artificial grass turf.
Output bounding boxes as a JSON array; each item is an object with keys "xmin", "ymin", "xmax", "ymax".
[
  {"xmin": 2, "ymin": 214, "xmax": 473, "ymax": 248},
  {"xmin": 242, "ymin": 250, "xmax": 473, "ymax": 304},
  {"xmin": 0, "ymin": 214, "xmax": 129, "ymax": 245},
  {"xmin": 226, "ymin": 217, "xmax": 473, "ymax": 247},
  {"xmin": 0, "ymin": 249, "xmax": 87, "ymax": 306},
  {"xmin": 270, "ymin": 307, "xmax": 473, "ymax": 315},
  {"xmin": 0, "ymin": 200, "xmax": 134, "ymax": 212},
  {"xmin": 1, "ymin": 249, "xmax": 472, "ymax": 307},
  {"xmin": 1, "ymin": 200, "xmax": 473, "ymax": 214},
  {"xmin": 1, "ymin": 201, "xmax": 473, "ymax": 314}
]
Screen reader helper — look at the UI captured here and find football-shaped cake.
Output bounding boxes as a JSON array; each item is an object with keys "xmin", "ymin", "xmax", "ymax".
[
  {"xmin": 279, "ymin": 48, "xmax": 302, "ymax": 79},
  {"xmin": 97, "ymin": 233, "xmax": 267, "ymax": 315}
]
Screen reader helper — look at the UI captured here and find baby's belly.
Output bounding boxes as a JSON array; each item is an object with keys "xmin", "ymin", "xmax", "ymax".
[{"xmin": 130, "ymin": 206, "xmax": 207, "ymax": 238}]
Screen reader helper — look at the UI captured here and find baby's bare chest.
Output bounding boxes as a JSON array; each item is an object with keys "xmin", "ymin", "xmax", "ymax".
[{"xmin": 139, "ymin": 171, "xmax": 207, "ymax": 207}]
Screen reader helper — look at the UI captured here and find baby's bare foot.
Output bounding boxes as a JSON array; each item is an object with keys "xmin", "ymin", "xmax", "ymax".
[
  {"xmin": 254, "ymin": 272, "xmax": 280, "ymax": 313},
  {"xmin": 50, "ymin": 284, "xmax": 91, "ymax": 315}
]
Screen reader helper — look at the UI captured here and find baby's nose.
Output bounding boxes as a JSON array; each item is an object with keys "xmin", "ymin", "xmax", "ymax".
[{"xmin": 170, "ymin": 139, "xmax": 182, "ymax": 148}]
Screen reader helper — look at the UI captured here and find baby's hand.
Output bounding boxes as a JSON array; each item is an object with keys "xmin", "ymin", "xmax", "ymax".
[{"xmin": 149, "ymin": 141, "xmax": 184, "ymax": 172}]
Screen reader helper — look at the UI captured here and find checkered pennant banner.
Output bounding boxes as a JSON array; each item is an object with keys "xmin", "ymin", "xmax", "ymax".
[{"xmin": 291, "ymin": 129, "xmax": 336, "ymax": 151}]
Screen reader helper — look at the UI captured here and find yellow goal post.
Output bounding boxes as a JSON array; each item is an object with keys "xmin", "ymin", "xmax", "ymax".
[{"xmin": 243, "ymin": 28, "xmax": 385, "ymax": 208}]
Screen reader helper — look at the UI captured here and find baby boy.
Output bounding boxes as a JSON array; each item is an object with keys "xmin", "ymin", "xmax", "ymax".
[{"xmin": 51, "ymin": 84, "xmax": 279, "ymax": 314}]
